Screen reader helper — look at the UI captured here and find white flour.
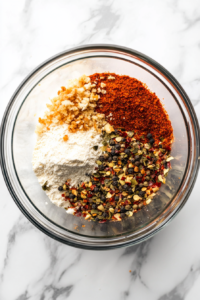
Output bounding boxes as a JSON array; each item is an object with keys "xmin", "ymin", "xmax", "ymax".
[{"xmin": 32, "ymin": 124, "xmax": 102, "ymax": 208}]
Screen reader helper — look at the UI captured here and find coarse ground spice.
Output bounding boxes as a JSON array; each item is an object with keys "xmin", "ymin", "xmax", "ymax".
[
  {"xmin": 59, "ymin": 128, "xmax": 174, "ymax": 222},
  {"xmin": 90, "ymin": 73, "xmax": 173, "ymax": 148}
]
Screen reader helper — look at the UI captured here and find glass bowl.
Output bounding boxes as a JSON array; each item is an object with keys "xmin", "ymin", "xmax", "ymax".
[{"xmin": 0, "ymin": 44, "xmax": 199, "ymax": 250}]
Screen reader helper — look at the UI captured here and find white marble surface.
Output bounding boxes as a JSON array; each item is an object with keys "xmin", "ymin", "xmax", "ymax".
[{"xmin": 1, "ymin": 0, "xmax": 200, "ymax": 299}]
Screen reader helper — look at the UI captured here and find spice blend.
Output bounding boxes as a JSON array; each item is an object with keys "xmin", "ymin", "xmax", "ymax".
[
  {"xmin": 35, "ymin": 72, "xmax": 174, "ymax": 223},
  {"xmin": 90, "ymin": 73, "xmax": 173, "ymax": 148},
  {"xmin": 58, "ymin": 73, "xmax": 174, "ymax": 222},
  {"xmin": 58, "ymin": 127, "xmax": 173, "ymax": 222}
]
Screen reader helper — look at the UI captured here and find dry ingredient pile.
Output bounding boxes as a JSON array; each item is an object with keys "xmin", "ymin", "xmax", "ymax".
[
  {"xmin": 33, "ymin": 75, "xmax": 105, "ymax": 210},
  {"xmin": 33, "ymin": 73, "xmax": 174, "ymax": 223},
  {"xmin": 91, "ymin": 73, "xmax": 173, "ymax": 148}
]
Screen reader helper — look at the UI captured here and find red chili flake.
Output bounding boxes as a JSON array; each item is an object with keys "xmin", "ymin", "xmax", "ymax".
[
  {"xmin": 85, "ymin": 205, "xmax": 89, "ymax": 209},
  {"xmin": 61, "ymin": 194, "xmax": 65, "ymax": 197},
  {"xmin": 90, "ymin": 185, "xmax": 95, "ymax": 191},
  {"xmin": 87, "ymin": 194, "xmax": 93, "ymax": 198},
  {"xmin": 83, "ymin": 200, "xmax": 88, "ymax": 203},
  {"xmin": 125, "ymin": 144, "xmax": 130, "ymax": 150},
  {"xmin": 74, "ymin": 212, "xmax": 82, "ymax": 217},
  {"xmin": 100, "ymin": 177, "xmax": 106, "ymax": 183},
  {"xmin": 167, "ymin": 162, "xmax": 171, "ymax": 169},
  {"xmin": 121, "ymin": 177, "xmax": 126, "ymax": 180},
  {"xmin": 165, "ymin": 146, "xmax": 171, "ymax": 151},
  {"xmin": 81, "ymin": 182, "xmax": 85, "ymax": 188}
]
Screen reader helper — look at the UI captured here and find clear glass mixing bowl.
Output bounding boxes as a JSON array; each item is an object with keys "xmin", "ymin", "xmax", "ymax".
[{"xmin": 0, "ymin": 45, "xmax": 199, "ymax": 250}]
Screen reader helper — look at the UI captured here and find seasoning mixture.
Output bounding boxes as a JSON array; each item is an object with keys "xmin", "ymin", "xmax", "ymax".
[
  {"xmin": 33, "ymin": 73, "xmax": 174, "ymax": 222},
  {"xmin": 91, "ymin": 73, "xmax": 173, "ymax": 148}
]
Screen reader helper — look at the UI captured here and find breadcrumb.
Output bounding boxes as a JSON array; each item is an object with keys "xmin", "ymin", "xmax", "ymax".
[
  {"xmin": 63, "ymin": 135, "xmax": 69, "ymax": 141},
  {"xmin": 36, "ymin": 75, "xmax": 106, "ymax": 138}
]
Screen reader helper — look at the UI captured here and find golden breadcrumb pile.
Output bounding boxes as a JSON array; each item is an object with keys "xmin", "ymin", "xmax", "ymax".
[{"xmin": 36, "ymin": 75, "xmax": 106, "ymax": 136}]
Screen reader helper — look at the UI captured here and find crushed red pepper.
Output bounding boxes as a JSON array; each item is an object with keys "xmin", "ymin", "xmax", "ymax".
[{"xmin": 89, "ymin": 73, "xmax": 173, "ymax": 148}]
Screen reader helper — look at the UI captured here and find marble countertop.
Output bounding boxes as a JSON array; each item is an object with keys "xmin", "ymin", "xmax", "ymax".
[{"xmin": 1, "ymin": 0, "xmax": 200, "ymax": 299}]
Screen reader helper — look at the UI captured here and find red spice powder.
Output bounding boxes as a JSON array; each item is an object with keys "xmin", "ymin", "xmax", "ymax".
[{"xmin": 90, "ymin": 73, "xmax": 173, "ymax": 146}]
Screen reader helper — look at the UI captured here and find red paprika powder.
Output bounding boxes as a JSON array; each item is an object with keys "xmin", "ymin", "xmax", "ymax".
[{"xmin": 90, "ymin": 73, "xmax": 173, "ymax": 147}]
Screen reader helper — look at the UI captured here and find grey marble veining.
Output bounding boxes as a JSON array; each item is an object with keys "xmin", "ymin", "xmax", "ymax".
[{"xmin": 1, "ymin": 0, "xmax": 200, "ymax": 299}]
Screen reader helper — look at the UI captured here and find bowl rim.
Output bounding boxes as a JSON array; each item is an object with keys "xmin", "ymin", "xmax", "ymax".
[{"xmin": 0, "ymin": 44, "xmax": 200, "ymax": 249}]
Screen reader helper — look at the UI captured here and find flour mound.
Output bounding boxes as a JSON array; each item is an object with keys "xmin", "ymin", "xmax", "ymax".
[{"xmin": 32, "ymin": 124, "xmax": 102, "ymax": 208}]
